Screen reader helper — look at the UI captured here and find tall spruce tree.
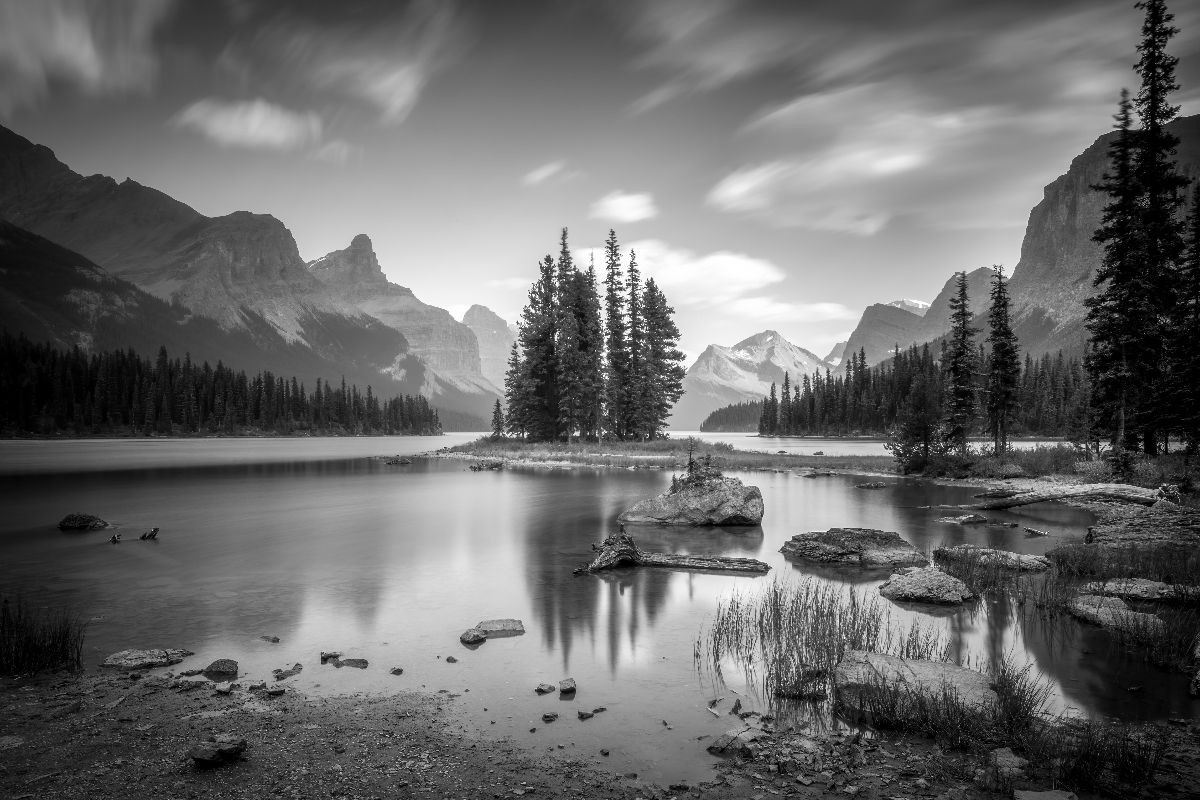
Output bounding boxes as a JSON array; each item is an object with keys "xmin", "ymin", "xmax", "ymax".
[
  {"xmin": 942, "ymin": 271, "xmax": 978, "ymax": 455},
  {"xmin": 624, "ymin": 250, "xmax": 646, "ymax": 439},
  {"xmin": 1131, "ymin": 0, "xmax": 1188, "ymax": 454},
  {"xmin": 554, "ymin": 229, "xmax": 589, "ymax": 441},
  {"xmin": 602, "ymin": 230, "xmax": 629, "ymax": 439},
  {"xmin": 491, "ymin": 399, "xmax": 504, "ymax": 440},
  {"xmin": 1165, "ymin": 183, "xmax": 1200, "ymax": 452},
  {"xmin": 985, "ymin": 265, "xmax": 1021, "ymax": 455},
  {"xmin": 579, "ymin": 255, "xmax": 606, "ymax": 442},
  {"xmin": 638, "ymin": 278, "xmax": 687, "ymax": 439},
  {"xmin": 511, "ymin": 255, "xmax": 559, "ymax": 440}
]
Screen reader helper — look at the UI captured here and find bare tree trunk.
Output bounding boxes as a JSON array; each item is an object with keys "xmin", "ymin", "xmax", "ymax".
[
  {"xmin": 958, "ymin": 483, "xmax": 1158, "ymax": 510},
  {"xmin": 575, "ymin": 532, "xmax": 770, "ymax": 575}
]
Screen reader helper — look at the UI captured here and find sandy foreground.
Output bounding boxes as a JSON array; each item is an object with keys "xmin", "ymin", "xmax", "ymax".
[{"xmin": 2, "ymin": 650, "xmax": 1198, "ymax": 800}]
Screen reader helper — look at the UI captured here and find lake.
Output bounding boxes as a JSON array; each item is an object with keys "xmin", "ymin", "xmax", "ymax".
[{"xmin": 1, "ymin": 436, "xmax": 1195, "ymax": 785}]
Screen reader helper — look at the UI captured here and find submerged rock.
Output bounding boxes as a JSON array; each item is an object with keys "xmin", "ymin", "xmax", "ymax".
[
  {"xmin": 336, "ymin": 658, "xmax": 368, "ymax": 669},
  {"xmin": 879, "ymin": 566, "xmax": 973, "ymax": 604},
  {"xmin": 854, "ymin": 481, "xmax": 889, "ymax": 489},
  {"xmin": 58, "ymin": 513, "xmax": 109, "ymax": 531},
  {"xmin": 1068, "ymin": 594, "xmax": 1165, "ymax": 638},
  {"xmin": 618, "ymin": 476, "xmax": 764, "ymax": 526},
  {"xmin": 1081, "ymin": 577, "xmax": 1178, "ymax": 602},
  {"xmin": 833, "ymin": 650, "xmax": 998, "ymax": 721},
  {"xmin": 780, "ymin": 528, "xmax": 927, "ymax": 567},
  {"xmin": 474, "ymin": 618, "xmax": 525, "ymax": 637},
  {"xmin": 102, "ymin": 648, "xmax": 193, "ymax": 670},
  {"xmin": 934, "ymin": 545, "xmax": 1051, "ymax": 571},
  {"xmin": 272, "ymin": 663, "xmax": 302, "ymax": 681},
  {"xmin": 459, "ymin": 628, "xmax": 487, "ymax": 645},
  {"xmin": 534, "ymin": 683, "xmax": 556, "ymax": 695}
]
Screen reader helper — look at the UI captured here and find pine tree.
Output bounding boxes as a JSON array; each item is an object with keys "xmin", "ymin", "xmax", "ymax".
[
  {"xmin": 602, "ymin": 230, "xmax": 628, "ymax": 439},
  {"xmin": 985, "ymin": 265, "xmax": 1021, "ymax": 455},
  {"xmin": 638, "ymin": 278, "xmax": 687, "ymax": 439},
  {"xmin": 942, "ymin": 271, "xmax": 978, "ymax": 455},
  {"xmin": 1130, "ymin": 0, "xmax": 1188, "ymax": 454},
  {"xmin": 1165, "ymin": 183, "xmax": 1200, "ymax": 452},
  {"xmin": 624, "ymin": 250, "xmax": 646, "ymax": 439},
  {"xmin": 509, "ymin": 255, "xmax": 559, "ymax": 440},
  {"xmin": 555, "ymin": 230, "xmax": 588, "ymax": 441},
  {"xmin": 491, "ymin": 399, "xmax": 504, "ymax": 440}
]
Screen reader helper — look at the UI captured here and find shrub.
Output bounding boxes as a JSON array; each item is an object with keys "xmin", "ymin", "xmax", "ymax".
[{"xmin": 0, "ymin": 595, "xmax": 87, "ymax": 673}]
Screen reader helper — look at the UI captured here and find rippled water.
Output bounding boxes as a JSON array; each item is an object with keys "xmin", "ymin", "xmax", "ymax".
[{"xmin": 1, "ymin": 437, "xmax": 1195, "ymax": 784}]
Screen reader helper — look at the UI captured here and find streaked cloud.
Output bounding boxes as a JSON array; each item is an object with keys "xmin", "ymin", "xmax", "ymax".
[
  {"xmin": 311, "ymin": 138, "xmax": 359, "ymax": 164},
  {"xmin": 171, "ymin": 98, "xmax": 321, "ymax": 151},
  {"xmin": 0, "ymin": 0, "xmax": 174, "ymax": 113},
  {"xmin": 589, "ymin": 191, "xmax": 659, "ymax": 223},
  {"xmin": 522, "ymin": 160, "xmax": 565, "ymax": 186},
  {"xmin": 726, "ymin": 297, "xmax": 859, "ymax": 322}
]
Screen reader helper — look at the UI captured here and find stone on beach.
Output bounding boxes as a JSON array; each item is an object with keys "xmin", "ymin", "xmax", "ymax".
[
  {"xmin": 618, "ymin": 476, "xmax": 764, "ymax": 526},
  {"xmin": 833, "ymin": 650, "xmax": 998, "ymax": 721},
  {"xmin": 188, "ymin": 733, "xmax": 247, "ymax": 767},
  {"xmin": 203, "ymin": 658, "xmax": 239, "ymax": 679},
  {"xmin": 102, "ymin": 648, "xmax": 193, "ymax": 670},
  {"xmin": 780, "ymin": 528, "xmax": 927, "ymax": 567},
  {"xmin": 706, "ymin": 726, "xmax": 769, "ymax": 757},
  {"xmin": 933, "ymin": 544, "xmax": 1051, "ymax": 571},
  {"xmin": 879, "ymin": 566, "xmax": 973, "ymax": 604}
]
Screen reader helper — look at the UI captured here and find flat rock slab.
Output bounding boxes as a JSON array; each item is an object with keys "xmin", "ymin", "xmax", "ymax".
[
  {"xmin": 706, "ymin": 726, "xmax": 769, "ymax": 757},
  {"xmin": 780, "ymin": 528, "xmax": 928, "ymax": 567},
  {"xmin": 1081, "ymin": 577, "xmax": 1178, "ymax": 602},
  {"xmin": 834, "ymin": 650, "xmax": 997, "ymax": 721},
  {"xmin": 475, "ymin": 619, "xmax": 525, "ymax": 637},
  {"xmin": 618, "ymin": 476, "xmax": 764, "ymax": 526},
  {"xmin": 1014, "ymin": 791, "xmax": 1078, "ymax": 800},
  {"xmin": 879, "ymin": 566, "xmax": 973, "ymax": 604},
  {"xmin": 1068, "ymin": 594, "xmax": 1165, "ymax": 638},
  {"xmin": 58, "ymin": 513, "xmax": 109, "ymax": 530},
  {"xmin": 938, "ymin": 514, "xmax": 989, "ymax": 525},
  {"xmin": 934, "ymin": 545, "xmax": 1050, "ymax": 571},
  {"xmin": 102, "ymin": 648, "xmax": 193, "ymax": 670}
]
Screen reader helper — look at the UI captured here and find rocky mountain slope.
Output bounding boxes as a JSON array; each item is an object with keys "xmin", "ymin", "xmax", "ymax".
[
  {"xmin": 462, "ymin": 304, "xmax": 517, "ymax": 389},
  {"xmin": 0, "ymin": 123, "xmax": 498, "ymax": 423},
  {"xmin": 670, "ymin": 330, "xmax": 832, "ymax": 429},
  {"xmin": 306, "ymin": 235, "xmax": 500, "ymax": 398},
  {"xmin": 823, "ymin": 341, "xmax": 848, "ymax": 366}
]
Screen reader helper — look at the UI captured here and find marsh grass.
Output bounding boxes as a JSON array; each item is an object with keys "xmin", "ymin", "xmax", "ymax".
[
  {"xmin": 698, "ymin": 578, "xmax": 951, "ymax": 702},
  {"xmin": 1031, "ymin": 718, "xmax": 1170, "ymax": 791},
  {"xmin": 0, "ymin": 595, "xmax": 87, "ymax": 673},
  {"xmin": 932, "ymin": 546, "xmax": 1037, "ymax": 597},
  {"xmin": 450, "ymin": 436, "xmax": 895, "ymax": 474}
]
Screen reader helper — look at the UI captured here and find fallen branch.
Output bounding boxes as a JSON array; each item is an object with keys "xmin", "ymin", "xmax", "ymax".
[
  {"xmin": 574, "ymin": 532, "xmax": 770, "ymax": 575},
  {"xmin": 952, "ymin": 483, "xmax": 1157, "ymax": 511}
]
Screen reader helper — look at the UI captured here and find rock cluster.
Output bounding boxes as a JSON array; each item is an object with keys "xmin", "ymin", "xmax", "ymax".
[
  {"xmin": 780, "ymin": 528, "xmax": 927, "ymax": 567},
  {"xmin": 618, "ymin": 476, "xmax": 764, "ymax": 526},
  {"xmin": 879, "ymin": 566, "xmax": 973, "ymax": 604}
]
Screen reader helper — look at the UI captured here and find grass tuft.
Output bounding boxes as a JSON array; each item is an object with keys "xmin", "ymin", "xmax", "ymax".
[{"xmin": 0, "ymin": 595, "xmax": 87, "ymax": 673}]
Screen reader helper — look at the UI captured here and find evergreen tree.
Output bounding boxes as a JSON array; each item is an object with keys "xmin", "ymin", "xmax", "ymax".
[
  {"xmin": 1165, "ymin": 183, "xmax": 1200, "ymax": 452},
  {"xmin": 491, "ymin": 399, "xmax": 504, "ymax": 440},
  {"xmin": 638, "ymin": 278, "xmax": 687, "ymax": 439},
  {"xmin": 624, "ymin": 250, "xmax": 646, "ymax": 439},
  {"xmin": 942, "ymin": 271, "xmax": 978, "ymax": 455},
  {"xmin": 578, "ymin": 257, "xmax": 606, "ymax": 442},
  {"xmin": 511, "ymin": 255, "xmax": 559, "ymax": 440},
  {"xmin": 554, "ymin": 230, "xmax": 589, "ymax": 441},
  {"xmin": 985, "ymin": 265, "xmax": 1021, "ymax": 455},
  {"xmin": 602, "ymin": 229, "xmax": 628, "ymax": 439}
]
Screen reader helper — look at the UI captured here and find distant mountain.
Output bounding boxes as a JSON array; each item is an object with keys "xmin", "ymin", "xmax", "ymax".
[
  {"xmin": 306, "ymin": 235, "xmax": 501, "ymax": 403},
  {"xmin": 670, "ymin": 330, "xmax": 832, "ymax": 429},
  {"xmin": 462, "ymin": 304, "xmax": 516, "ymax": 390},
  {"xmin": 887, "ymin": 299, "xmax": 930, "ymax": 316},
  {"xmin": 0, "ymin": 123, "xmax": 493, "ymax": 423},
  {"xmin": 824, "ymin": 341, "xmax": 848, "ymax": 366},
  {"xmin": 843, "ymin": 267, "xmax": 994, "ymax": 367}
]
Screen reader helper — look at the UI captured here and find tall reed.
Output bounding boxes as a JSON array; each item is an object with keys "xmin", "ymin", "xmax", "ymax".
[{"xmin": 0, "ymin": 595, "xmax": 87, "ymax": 673}]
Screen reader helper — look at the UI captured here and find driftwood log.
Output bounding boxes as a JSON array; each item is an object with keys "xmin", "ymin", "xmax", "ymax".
[
  {"xmin": 574, "ymin": 533, "xmax": 770, "ymax": 575},
  {"xmin": 955, "ymin": 483, "xmax": 1158, "ymax": 511}
]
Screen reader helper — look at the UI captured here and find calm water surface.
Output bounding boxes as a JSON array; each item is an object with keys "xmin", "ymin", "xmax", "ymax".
[{"xmin": 1, "ymin": 436, "xmax": 1195, "ymax": 784}]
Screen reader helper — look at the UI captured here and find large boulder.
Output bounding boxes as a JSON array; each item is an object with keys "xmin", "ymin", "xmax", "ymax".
[
  {"xmin": 618, "ymin": 476, "xmax": 763, "ymax": 526},
  {"xmin": 834, "ymin": 650, "xmax": 997, "ymax": 721},
  {"xmin": 58, "ymin": 513, "xmax": 108, "ymax": 531},
  {"xmin": 203, "ymin": 658, "xmax": 239, "ymax": 679},
  {"xmin": 102, "ymin": 648, "xmax": 193, "ymax": 670},
  {"xmin": 934, "ymin": 545, "xmax": 1050, "ymax": 572},
  {"xmin": 879, "ymin": 566, "xmax": 973, "ymax": 604},
  {"xmin": 780, "ymin": 528, "xmax": 928, "ymax": 567},
  {"xmin": 188, "ymin": 733, "xmax": 247, "ymax": 767},
  {"xmin": 1067, "ymin": 594, "xmax": 1165, "ymax": 639}
]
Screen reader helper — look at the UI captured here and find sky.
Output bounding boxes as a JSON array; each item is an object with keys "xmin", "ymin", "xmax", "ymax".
[{"xmin": 2, "ymin": 0, "xmax": 1199, "ymax": 364}]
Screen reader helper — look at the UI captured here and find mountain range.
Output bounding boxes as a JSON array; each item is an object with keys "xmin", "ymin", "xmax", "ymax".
[
  {"xmin": 669, "ymin": 330, "xmax": 833, "ymax": 429},
  {"xmin": 0, "ymin": 124, "xmax": 513, "ymax": 427}
]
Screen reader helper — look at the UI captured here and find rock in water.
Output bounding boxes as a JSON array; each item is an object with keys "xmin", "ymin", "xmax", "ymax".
[
  {"xmin": 459, "ymin": 628, "xmax": 487, "ymax": 645},
  {"xmin": 1080, "ymin": 577, "xmax": 1178, "ymax": 602},
  {"xmin": 58, "ymin": 513, "xmax": 108, "ymax": 531},
  {"xmin": 938, "ymin": 513, "xmax": 989, "ymax": 525},
  {"xmin": 534, "ymin": 683, "xmax": 556, "ymax": 694},
  {"xmin": 1067, "ymin": 594, "xmax": 1165, "ymax": 638},
  {"xmin": 618, "ymin": 476, "xmax": 764, "ymax": 526},
  {"xmin": 834, "ymin": 650, "xmax": 998, "ymax": 721},
  {"xmin": 102, "ymin": 648, "xmax": 193, "ymax": 670},
  {"xmin": 559, "ymin": 678, "xmax": 576, "ymax": 694},
  {"xmin": 879, "ymin": 566, "xmax": 973, "ymax": 604},
  {"xmin": 780, "ymin": 528, "xmax": 928, "ymax": 567},
  {"xmin": 203, "ymin": 659, "xmax": 239, "ymax": 679},
  {"xmin": 706, "ymin": 726, "xmax": 769, "ymax": 757},
  {"xmin": 474, "ymin": 619, "xmax": 525, "ymax": 637},
  {"xmin": 934, "ymin": 545, "xmax": 1051, "ymax": 572},
  {"xmin": 336, "ymin": 658, "xmax": 368, "ymax": 669}
]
